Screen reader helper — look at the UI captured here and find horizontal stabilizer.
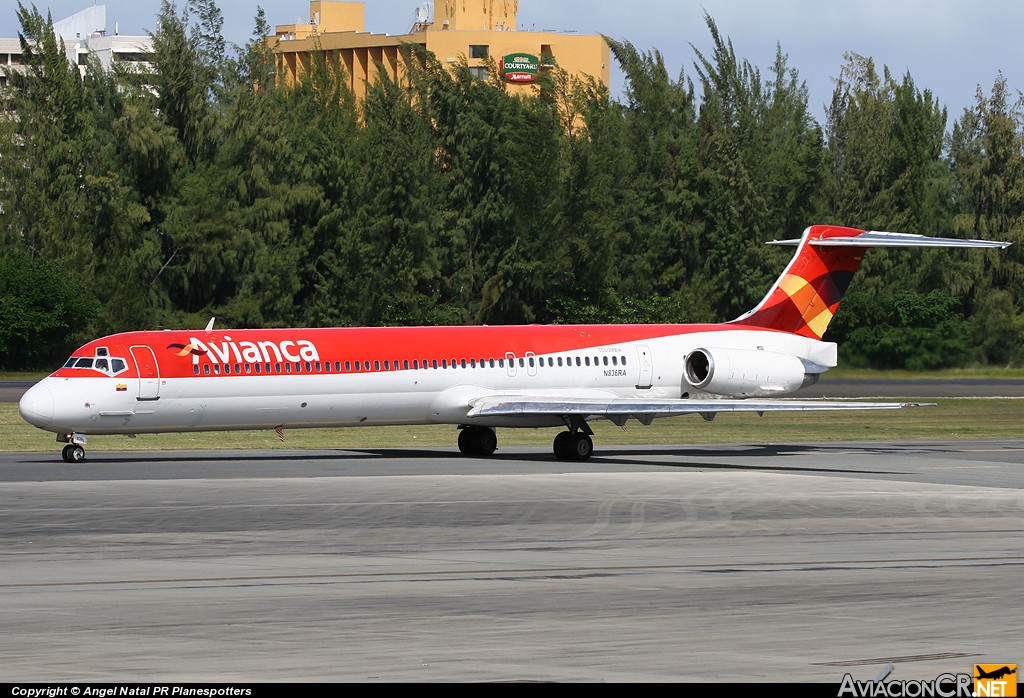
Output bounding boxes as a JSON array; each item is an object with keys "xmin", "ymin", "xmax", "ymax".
[
  {"xmin": 769, "ymin": 231, "xmax": 1011, "ymax": 249},
  {"xmin": 742, "ymin": 225, "xmax": 1011, "ymax": 339}
]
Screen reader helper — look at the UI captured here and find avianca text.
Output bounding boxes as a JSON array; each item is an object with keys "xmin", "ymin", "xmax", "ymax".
[{"xmin": 188, "ymin": 336, "xmax": 319, "ymax": 365}]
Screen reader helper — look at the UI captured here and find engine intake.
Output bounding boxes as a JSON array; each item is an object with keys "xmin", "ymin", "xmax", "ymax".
[{"xmin": 683, "ymin": 347, "xmax": 818, "ymax": 398}]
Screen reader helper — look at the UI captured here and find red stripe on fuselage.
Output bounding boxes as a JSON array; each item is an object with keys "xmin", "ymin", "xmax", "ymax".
[{"xmin": 53, "ymin": 323, "xmax": 780, "ymax": 379}]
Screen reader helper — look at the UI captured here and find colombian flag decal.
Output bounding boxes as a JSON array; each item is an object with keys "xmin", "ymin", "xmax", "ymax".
[{"xmin": 115, "ymin": 383, "xmax": 127, "ymax": 392}]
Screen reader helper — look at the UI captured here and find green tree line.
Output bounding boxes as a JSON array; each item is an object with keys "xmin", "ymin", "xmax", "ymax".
[{"xmin": 1, "ymin": 1, "xmax": 1022, "ymax": 370}]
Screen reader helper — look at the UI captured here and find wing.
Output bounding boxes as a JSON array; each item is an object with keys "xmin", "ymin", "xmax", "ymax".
[{"xmin": 466, "ymin": 395, "xmax": 932, "ymax": 425}]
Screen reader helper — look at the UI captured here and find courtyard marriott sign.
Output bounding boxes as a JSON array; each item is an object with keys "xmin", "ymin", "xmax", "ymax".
[{"xmin": 502, "ymin": 53, "xmax": 540, "ymax": 83}]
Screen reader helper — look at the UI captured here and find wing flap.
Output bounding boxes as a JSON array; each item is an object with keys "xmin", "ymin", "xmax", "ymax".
[{"xmin": 467, "ymin": 395, "xmax": 933, "ymax": 421}]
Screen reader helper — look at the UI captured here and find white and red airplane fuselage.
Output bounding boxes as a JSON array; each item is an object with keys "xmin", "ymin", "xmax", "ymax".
[
  {"xmin": 19, "ymin": 225, "xmax": 1010, "ymax": 462},
  {"xmin": 20, "ymin": 323, "xmax": 829, "ymax": 432}
]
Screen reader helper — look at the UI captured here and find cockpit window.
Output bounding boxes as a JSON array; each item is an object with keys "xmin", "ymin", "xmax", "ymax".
[{"xmin": 63, "ymin": 353, "xmax": 128, "ymax": 376}]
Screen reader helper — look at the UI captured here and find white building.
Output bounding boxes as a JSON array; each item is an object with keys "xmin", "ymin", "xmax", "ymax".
[
  {"xmin": 0, "ymin": 37, "xmax": 25, "ymax": 87},
  {"xmin": 0, "ymin": 4, "xmax": 152, "ymax": 84}
]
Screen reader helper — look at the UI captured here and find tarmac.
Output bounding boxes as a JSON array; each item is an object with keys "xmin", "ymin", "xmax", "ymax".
[{"xmin": 1, "ymin": 440, "xmax": 1022, "ymax": 682}]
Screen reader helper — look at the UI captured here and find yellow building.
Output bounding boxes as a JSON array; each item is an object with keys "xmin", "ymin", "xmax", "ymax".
[{"xmin": 271, "ymin": 1, "xmax": 610, "ymax": 99}]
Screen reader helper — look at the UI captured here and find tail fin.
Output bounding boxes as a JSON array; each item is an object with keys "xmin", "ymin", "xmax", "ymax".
[{"xmin": 731, "ymin": 225, "xmax": 1010, "ymax": 340}]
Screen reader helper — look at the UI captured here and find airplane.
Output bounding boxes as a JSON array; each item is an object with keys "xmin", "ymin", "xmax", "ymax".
[
  {"xmin": 18, "ymin": 224, "xmax": 1009, "ymax": 464},
  {"xmin": 976, "ymin": 666, "xmax": 1017, "ymax": 681}
]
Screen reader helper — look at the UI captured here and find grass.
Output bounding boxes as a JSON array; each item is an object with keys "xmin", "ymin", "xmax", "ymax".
[
  {"xmin": 4, "ymin": 398, "xmax": 1022, "ymax": 453},
  {"xmin": 821, "ymin": 366, "xmax": 1024, "ymax": 380}
]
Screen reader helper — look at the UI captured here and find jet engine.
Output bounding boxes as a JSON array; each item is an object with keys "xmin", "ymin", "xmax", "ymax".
[{"xmin": 683, "ymin": 347, "xmax": 818, "ymax": 398}]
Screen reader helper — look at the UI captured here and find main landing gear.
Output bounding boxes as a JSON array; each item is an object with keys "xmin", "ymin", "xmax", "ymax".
[
  {"xmin": 458, "ymin": 425, "xmax": 498, "ymax": 456},
  {"xmin": 552, "ymin": 416, "xmax": 595, "ymax": 461},
  {"xmin": 457, "ymin": 421, "xmax": 595, "ymax": 461},
  {"xmin": 61, "ymin": 443, "xmax": 86, "ymax": 463},
  {"xmin": 552, "ymin": 431, "xmax": 593, "ymax": 461}
]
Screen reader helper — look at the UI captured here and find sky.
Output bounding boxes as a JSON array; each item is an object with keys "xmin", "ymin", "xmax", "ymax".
[{"xmin": 3, "ymin": 0, "xmax": 1022, "ymax": 123}]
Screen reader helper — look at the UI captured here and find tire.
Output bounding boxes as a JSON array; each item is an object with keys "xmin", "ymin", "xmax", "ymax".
[
  {"xmin": 570, "ymin": 434, "xmax": 593, "ymax": 461},
  {"xmin": 458, "ymin": 427, "xmax": 476, "ymax": 455},
  {"xmin": 64, "ymin": 444, "xmax": 85, "ymax": 463},
  {"xmin": 474, "ymin": 427, "xmax": 497, "ymax": 456},
  {"xmin": 458, "ymin": 427, "xmax": 497, "ymax": 457},
  {"xmin": 553, "ymin": 431, "xmax": 573, "ymax": 460}
]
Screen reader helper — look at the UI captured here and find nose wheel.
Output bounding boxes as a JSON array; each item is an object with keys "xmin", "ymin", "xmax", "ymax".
[{"xmin": 61, "ymin": 444, "xmax": 86, "ymax": 463}]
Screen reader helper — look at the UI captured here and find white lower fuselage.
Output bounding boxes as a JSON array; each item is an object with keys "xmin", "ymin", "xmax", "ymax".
[{"xmin": 20, "ymin": 327, "xmax": 835, "ymax": 437}]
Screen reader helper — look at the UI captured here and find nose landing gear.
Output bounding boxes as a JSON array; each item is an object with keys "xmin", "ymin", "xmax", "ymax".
[
  {"xmin": 57, "ymin": 433, "xmax": 87, "ymax": 463},
  {"xmin": 61, "ymin": 443, "xmax": 86, "ymax": 463}
]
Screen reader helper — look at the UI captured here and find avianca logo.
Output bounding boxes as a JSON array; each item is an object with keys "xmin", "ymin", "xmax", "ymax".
[
  {"xmin": 168, "ymin": 342, "xmax": 208, "ymax": 357},
  {"xmin": 169, "ymin": 337, "xmax": 320, "ymax": 364}
]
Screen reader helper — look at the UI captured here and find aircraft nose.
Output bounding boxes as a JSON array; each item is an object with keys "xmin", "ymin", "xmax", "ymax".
[{"xmin": 19, "ymin": 384, "xmax": 54, "ymax": 427}]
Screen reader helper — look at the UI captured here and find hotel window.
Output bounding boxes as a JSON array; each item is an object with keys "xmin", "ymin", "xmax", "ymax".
[
  {"xmin": 469, "ymin": 45, "xmax": 489, "ymax": 59},
  {"xmin": 469, "ymin": 66, "xmax": 488, "ymax": 81}
]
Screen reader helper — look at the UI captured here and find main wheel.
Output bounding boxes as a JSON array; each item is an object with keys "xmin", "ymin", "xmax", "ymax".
[
  {"xmin": 473, "ymin": 427, "xmax": 497, "ymax": 456},
  {"xmin": 458, "ymin": 426, "xmax": 476, "ymax": 455},
  {"xmin": 553, "ymin": 431, "xmax": 573, "ymax": 460},
  {"xmin": 569, "ymin": 433, "xmax": 593, "ymax": 461},
  {"xmin": 458, "ymin": 426, "xmax": 497, "ymax": 456},
  {"xmin": 553, "ymin": 432, "xmax": 592, "ymax": 461}
]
